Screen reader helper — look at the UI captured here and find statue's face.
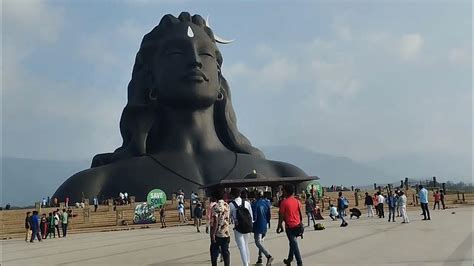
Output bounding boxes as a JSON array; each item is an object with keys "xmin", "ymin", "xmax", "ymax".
[{"xmin": 152, "ymin": 23, "xmax": 220, "ymax": 109}]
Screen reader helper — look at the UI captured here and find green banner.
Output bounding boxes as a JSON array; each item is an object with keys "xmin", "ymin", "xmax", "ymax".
[
  {"xmin": 147, "ymin": 189, "xmax": 167, "ymax": 208},
  {"xmin": 306, "ymin": 181, "xmax": 323, "ymax": 198}
]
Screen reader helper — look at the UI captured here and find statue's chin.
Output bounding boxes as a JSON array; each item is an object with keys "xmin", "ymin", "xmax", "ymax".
[{"xmin": 160, "ymin": 95, "xmax": 217, "ymax": 110}]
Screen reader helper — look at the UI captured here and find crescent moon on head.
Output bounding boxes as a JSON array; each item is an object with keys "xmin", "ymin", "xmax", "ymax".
[{"xmin": 205, "ymin": 15, "xmax": 235, "ymax": 44}]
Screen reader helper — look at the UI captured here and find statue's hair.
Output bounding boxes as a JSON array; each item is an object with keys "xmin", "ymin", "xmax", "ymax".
[{"xmin": 113, "ymin": 12, "xmax": 263, "ymax": 160}]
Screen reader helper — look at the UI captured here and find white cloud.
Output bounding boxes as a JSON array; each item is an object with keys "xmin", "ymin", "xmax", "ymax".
[
  {"xmin": 448, "ymin": 47, "xmax": 471, "ymax": 65},
  {"xmin": 333, "ymin": 24, "xmax": 352, "ymax": 41},
  {"xmin": 3, "ymin": 0, "xmax": 63, "ymax": 44},
  {"xmin": 225, "ymin": 58, "xmax": 298, "ymax": 93},
  {"xmin": 398, "ymin": 34, "xmax": 424, "ymax": 60},
  {"xmin": 365, "ymin": 32, "xmax": 424, "ymax": 61}
]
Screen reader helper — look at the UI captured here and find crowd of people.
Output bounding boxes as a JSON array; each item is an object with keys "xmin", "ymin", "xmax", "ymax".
[
  {"xmin": 21, "ymin": 184, "xmax": 443, "ymax": 265},
  {"xmin": 206, "ymin": 185, "xmax": 305, "ymax": 266},
  {"xmin": 203, "ymin": 183, "xmax": 443, "ymax": 266},
  {"xmin": 24, "ymin": 208, "xmax": 71, "ymax": 243}
]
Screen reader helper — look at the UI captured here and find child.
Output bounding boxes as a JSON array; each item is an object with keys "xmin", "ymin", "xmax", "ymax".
[
  {"xmin": 159, "ymin": 206, "xmax": 166, "ymax": 228},
  {"xmin": 193, "ymin": 203, "xmax": 203, "ymax": 232},
  {"xmin": 329, "ymin": 204, "xmax": 339, "ymax": 221},
  {"xmin": 177, "ymin": 202, "xmax": 185, "ymax": 223}
]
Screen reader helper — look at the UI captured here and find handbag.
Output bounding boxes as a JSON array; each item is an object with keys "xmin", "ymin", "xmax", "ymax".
[{"xmin": 294, "ymin": 222, "xmax": 305, "ymax": 238}]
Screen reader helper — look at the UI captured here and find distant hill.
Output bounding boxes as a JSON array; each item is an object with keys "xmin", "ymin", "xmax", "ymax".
[
  {"xmin": 260, "ymin": 146, "xmax": 391, "ymax": 186},
  {"xmin": 1, "ymin": 157, "xmax": 89, "ymax": 207},
  {"xmin": 366, "ymin": 153, "xmax": 472, "ymax": 182}
]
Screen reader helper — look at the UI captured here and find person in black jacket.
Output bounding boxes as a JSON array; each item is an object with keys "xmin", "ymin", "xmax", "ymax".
[
  {"xmin": 365, "ymin": 192, "xmax": 374, "ymax": 217},
  {"xmin": 24, "ymin": 212, "xmax": 32, "ymax": 242}
]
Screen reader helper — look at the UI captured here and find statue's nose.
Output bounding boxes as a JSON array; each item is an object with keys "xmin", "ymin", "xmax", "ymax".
[{"xmin": 188, "ymin": 48, "xmax": 203, "ymax": 68}]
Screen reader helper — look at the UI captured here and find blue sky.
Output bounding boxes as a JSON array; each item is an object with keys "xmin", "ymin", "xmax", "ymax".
[{"xmin": 2, "ymin": 1, "xmax": 472, "ymax": 180}]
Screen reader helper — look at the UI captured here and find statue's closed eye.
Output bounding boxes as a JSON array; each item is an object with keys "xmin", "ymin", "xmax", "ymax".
[
  {"xmin": 165, "ymin": 49, "xmax": 183, "ymax": 56},
  {"xmin": 199, "ymin": 52, "xmax": 214, "ymax": 58}
]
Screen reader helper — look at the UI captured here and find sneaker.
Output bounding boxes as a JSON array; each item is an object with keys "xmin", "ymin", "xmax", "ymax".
[
  {"xmin": 266, "ymin": 256, "xmax": 274, "ymax": 266},
  {"xmin": 283, "ymin": 259, "xmax": 292, "ymax": 265},
  {"xmin": 256, "ymin": 258, "xmax": 263, "ymax": 265}
]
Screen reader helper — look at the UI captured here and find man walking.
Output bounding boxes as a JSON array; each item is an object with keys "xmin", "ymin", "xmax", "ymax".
[
  {"xmin": 93, "ymin": 196, "xmax": 99, "ymax": 212},
  {"xmin": 277, "ymin": 184, "xmax": 303, "ymax": 266},
  {"xmin": 364, "ymin": 192, "xmax": 374, "ymax": 217},
  {"xmin": 399, "ymin": 191, "xmax": 409, "ymax": 223},
  {"xmin": 230, "ymin": 188, "xmax": 253, "ymax": 266},
  {"xmin": 304, "ymin": 194, "xmax": 316, "ymax": 228},
  {"xmin": 194, "ymin": 202, "xmax": 203, "ymax": 232},
  {"xmin": 337, "ymin": 191, "xmax": 348, "ymax": 227},
  {"xmin": 61, "ymin": 208, "xmax": 69, "ymax": 237},
  {"xmin": 210, "ymin": 189, "xmax": 231, "ymax": 266},
  {"xmin": 377, "ymin": 192, "xmax": 385, "ymax": 218},
  {"xmin": 433, "ymin": 190, "xmax": 441, "ymax": 210},
  {"xmin": 418, "ymin": 185, "xmax": 431, "ymax": 220},
  {"xmin": 386, "ymin": 191, "xmax": 396, "ymax": 222},
  {"xmin": 440, "ymin": 190, "xmax": 446, "ymax": 209},
  {"xmin": 24, "ymin": 212, "xmax": 32, "ymax": 242},
  {"xmin": 29, "ymin": 211, "xmax": 42, "ymax": 242},
  {"xmin": 252, "ymin": 189, "xmax": 274, "ymax": 266}
]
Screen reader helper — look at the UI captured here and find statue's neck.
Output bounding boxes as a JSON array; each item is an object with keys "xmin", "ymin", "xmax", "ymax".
[{"xmin": 149, "ymin": 105, "xmax": 228, "ymax": 155}]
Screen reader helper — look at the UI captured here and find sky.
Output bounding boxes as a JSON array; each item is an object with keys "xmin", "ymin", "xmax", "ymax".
[{"xmin": 2, "ymin": 1, "xmax": 472, "ymax": 181}]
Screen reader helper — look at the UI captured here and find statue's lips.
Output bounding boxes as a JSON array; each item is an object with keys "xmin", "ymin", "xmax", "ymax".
[{"xmin": 182, "ymin": 70, "xmax": 208, "ymax": 82}]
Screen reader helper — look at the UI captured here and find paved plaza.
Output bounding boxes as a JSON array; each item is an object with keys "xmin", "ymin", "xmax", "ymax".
[{"xmin": 1, "ymin": 207, "xmax": 472, "ymax": 266}]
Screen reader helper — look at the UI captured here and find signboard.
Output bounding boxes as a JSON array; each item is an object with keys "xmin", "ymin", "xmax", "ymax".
[
  {"xmin": 306, "ymin": 181, "xmax": 323, "ymax": 198},
  {"xmin": 133, "ymin": 203, "xmax": 156, "ymax": 224},
  {"xmin": 147, "ymin": 188, "xmax": 167, "ymax": 208}
]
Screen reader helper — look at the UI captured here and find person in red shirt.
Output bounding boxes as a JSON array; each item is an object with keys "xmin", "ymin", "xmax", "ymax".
[
  {"xmin": 277, "ymin": 184, "xmax": 303, "ymax": 266},
  {"xmin": 433, "ymin": 190, "xmax": 441, "ymax": 210}
]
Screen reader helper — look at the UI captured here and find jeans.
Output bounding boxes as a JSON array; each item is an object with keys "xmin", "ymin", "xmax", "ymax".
[
  {"xmin": 377, "ymin": 203, "xmax": 384, "ymax": 218},
  {"xmin": 388, "ymin": 207, "xmax": 395, "ymax": 221},
  {"xmin": 55, "ymin": 225, "xmax": 61, "ymax": 237},
  {"xmin": 30, "ymin": 229, "xmax": 41, "ymax": 242},
  {"xmin": 338, "ymin": 208, "xmax": 346, "ymax": 224},
  {"xmin": 285, "ymin": 227, "xmax": 303, "ymax": 265},
  {"xmin": 254, "ymin": 233, "xmax": 270, "ymax": 259},
  {"xmin": 62, "ymin": 223, "xmax": 68, "ymax": 237},
  {"xmin": 366, "ymin": 205, "xmax": 374, "ymax": 217},
  {"xmin": 306, "ymin": 211, "xmax": 315, "ymax": 226},
  {"xmin": 433, "ymin": 201, "xmax": 440, "ymax": 210},
  {"xmin": 401, "ymin": 206, "xmax": 409, "ymax": 223},
  {"xmin": 421, "ymin": 203, "xmax": 431, "ymax": 219},
  {"xmin": 210, "ymin": 236, "xmax": 230, "ymax": 266},
  {"xmin": 234, "ymin": 230, "xmax": 250, "ymax": 266}
]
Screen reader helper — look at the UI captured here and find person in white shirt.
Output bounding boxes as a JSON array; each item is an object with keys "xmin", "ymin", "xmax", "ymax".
[
  {"xmin": 377, "ymin": 192, "xmax": 385, "ymax": 218},
  {"xmin": 398, "ymin": 191, "xmax": 409, "ymax": 223},
  {"xmin": 329, "ymin": 204, "xmax": 338, "ymax": 221},
  {"xmin": 229, "ymin": 188, "xmax": 254, "ymax": 266}
]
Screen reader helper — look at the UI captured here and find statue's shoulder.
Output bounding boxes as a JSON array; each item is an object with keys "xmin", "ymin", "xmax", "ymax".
[
  {"xmin": 267, "ymin": 159, "xmax": 308, "ymax": 177},
  {"xmin": 235, "ymin": 153, "xmax": 307, "ymax": 177},
  {"xmin": 53, "ymin": 164, "xmax": 114, "ymax": 202}
]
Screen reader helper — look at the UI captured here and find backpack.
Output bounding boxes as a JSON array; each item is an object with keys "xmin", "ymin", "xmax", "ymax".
[
  {"xmin": 231, "ymin": 200, "xmax": 253, "ymax": 234},
  {"xmin": 314, "ymin": 223, "xmax": 325, "ymax": 230},
  {"xmin": 342, "ymin": 197, "xmax": 349, "ymax": 209}
]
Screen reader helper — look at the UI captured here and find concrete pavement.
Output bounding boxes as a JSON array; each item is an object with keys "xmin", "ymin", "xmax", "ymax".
[{"xmin": 1, "ymin": 206, "xmax": 472, "ymax": 266}]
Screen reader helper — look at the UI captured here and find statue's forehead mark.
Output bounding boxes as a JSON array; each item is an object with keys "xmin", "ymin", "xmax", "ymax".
[{"xmin": 187, "ymin": 26, "xmax": 194, "ymax": 38}]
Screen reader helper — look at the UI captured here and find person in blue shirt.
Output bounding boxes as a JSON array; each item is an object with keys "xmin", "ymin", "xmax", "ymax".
[
  {"xmin": 418, "ymin": 185, "xmax": 431, "ymax": 220},
  {"xmin": 29, "ymin": 211, "xmax": 42, "ymax": 242},
  {"xmin": 386, "ymin": 191, "xmax": 397, "ymax": 222},
  {"xmin": 252, "ymin": 189, "xmax": 274, "ymax": 266}
]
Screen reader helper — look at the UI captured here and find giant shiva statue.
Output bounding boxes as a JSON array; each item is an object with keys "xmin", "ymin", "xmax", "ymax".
[{"xmin": 54, "ymin": 12, "xmax": 307, "ymax": 202}]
